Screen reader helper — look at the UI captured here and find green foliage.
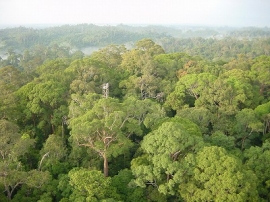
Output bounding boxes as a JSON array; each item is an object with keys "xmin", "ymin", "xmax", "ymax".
[
  {"xmin": 91, "ymin": 44, "xmax": 126, "ymax": 68},
  {"xmin": 250, "ymin": 55, "xmax": 270, "ymax": 99},
  {"xmin": 205, "ymin": 130, "xmax": 236, "ymax": 151},
  {"xmin": 179, "ymin": 146, "xmax": 259, "ymax": 201},
  {"xmin": 0, "ymin": 66, "xmax": 27, "ymax": 120},
  {"xmin": 119, "ymin": 39, "xmax": 167, "ymax": 100},
  {"xmin": 1, "ymin": 29, "xmax": 270, "ymax": 201},
  {"xmin": 68, "ymin": 168, "xmax": 120, "ymax": 201},
  {"xmin": 131, "ymin": 118, "xmax": 204, "ymax": 196},
  {"xmin": 244, "ymin": 140, "xmax": 270, "ymax": 199},
  {"xmin": 166, "ymin": 73, "xmax": 217, "ymax": 110},
  {"xmin": 39, "ymin": 134, "xmax": 68, "ymax": 176},
  {"xmin": 177, "ymin": 107, "xmax": 212, "ymax": 134},
  {"xmin": 234, "ymin": 108, "xmax": 263, "ymax": 149},
  {"xmin": 255, "ymin": 101, "xmax": 270, "ymax": 136},
  {"xmin": 111, "ymin": 169, "xmax": 146, "ymax": 202}
]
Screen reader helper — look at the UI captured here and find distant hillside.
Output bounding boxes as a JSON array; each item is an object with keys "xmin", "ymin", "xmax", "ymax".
[{"xmin": 1, "ymin": 24, "xmax": 270, "ymax": 62}]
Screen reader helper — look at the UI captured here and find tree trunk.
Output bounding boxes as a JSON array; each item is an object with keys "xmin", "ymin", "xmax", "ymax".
[
  {"xmin": 5, "ymin": 185, "xmax": 12, "ymax": 201},
  {"xmin": 103, "ymin": 155, "xmax": 109, "ymax": 177}
]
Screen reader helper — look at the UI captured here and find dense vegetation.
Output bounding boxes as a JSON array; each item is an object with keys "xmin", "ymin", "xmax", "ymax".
[{"xmin": 0, "ymin": 24, "xmax": 270, "ymax": 201}]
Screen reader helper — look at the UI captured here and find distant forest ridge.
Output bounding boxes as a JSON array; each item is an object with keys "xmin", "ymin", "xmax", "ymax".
[{"xmin": 1, "ymin": 24, "xmax": 270, "ymax": 61}]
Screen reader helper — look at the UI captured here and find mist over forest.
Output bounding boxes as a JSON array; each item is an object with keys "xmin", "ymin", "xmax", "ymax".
[{"xmin": 0, "ymin": 23, "xmax": 270, "ymax": 201}]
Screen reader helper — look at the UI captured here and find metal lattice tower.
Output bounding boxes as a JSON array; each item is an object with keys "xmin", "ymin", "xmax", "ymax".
[{"xmin": 102, "ymin": 83, "xmax": 109, "ymax": 98}]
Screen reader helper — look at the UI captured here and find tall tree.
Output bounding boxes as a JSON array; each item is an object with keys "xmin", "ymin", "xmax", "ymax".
[
  {"xmin": 131, "ymin": 118, "xmax": 204, "ymax": 197},
  {"xmin": 254, "ymin": 101, "xmax": 270, "ymax": 136},
  {"xmin": 234, "ymin": 108, "xmax": 263, "ymax": 149},
  {"xmin": 0, "ymin": 120, "xmax": 50, "ymax": 200},
  {"xmin": 179, "ymin": 146, "xmax": 259, "ymax": 201},
  {"xmin": 68, "ymin": 168, "xmax": 120, "ymax": 201},
  {"xmin": 69, "ymin": 94, "xmax": 165, "ymax": 176},
  {"xmin": 0, "ymin": 66, "xmax": 26, "ymax": 120},
  {"xmin": 91, "ymin": 44, "xmax": 127, "ymax": 69},
  {"xmin": 120, "ymin": 39, "xmax": 166, "ymax": 99},
  {"xmin": 244, "ymin": 140, "xmax": 270, "ymax": 200},
  {"xmin": 250, "ymin": 55, "xmax": 270, "ymax": 99},
  {"xmin": 16, "ymin": 59, "xmax": 71, "ymax": 137},
  {"xmin": 69, "ymin": 96, "xmax": 133, "ymax": 176}
]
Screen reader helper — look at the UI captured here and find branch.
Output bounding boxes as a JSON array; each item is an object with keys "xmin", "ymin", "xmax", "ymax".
[
  {"xmin": 120, "ymin": 116, "xmax": 131, "ymax": 129},
  {"xmin": 77, "ymin": 138, "xmax": 104, "ymax": 156},
  {"xmin": 146, "ymin": 180, "xmax": 158, "ymax": 188},
  {"xmin": 10, "ymin": 181, "xmax": 24, "ymax": 196},
  {"xmin": 104, "ymin": 135, "xmax": 116, "ymax": 148},
  {"xmin": 0, "ymin": 171, "xmax": 7, "ymax": 177},
  {"xmin": 171, "ymin": 151, "xmax": 181, "ymax": 161},
  {"xmin": 38, "ymin": 152, "xmax": 50, "ymax": 171},
  {"xmin": 109, "ymin": 113, "xmax": 119, "ymax": 130}
]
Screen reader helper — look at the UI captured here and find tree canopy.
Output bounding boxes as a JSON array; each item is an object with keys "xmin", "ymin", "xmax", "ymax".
[{"xmin": 0, "ymin": 24, "xmax": 269, "ymax": 201}]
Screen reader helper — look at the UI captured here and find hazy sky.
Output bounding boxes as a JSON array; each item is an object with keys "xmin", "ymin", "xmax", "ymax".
[{"xmin": 0, "ymin": 0, "xmax": 270, "ymax": 27}]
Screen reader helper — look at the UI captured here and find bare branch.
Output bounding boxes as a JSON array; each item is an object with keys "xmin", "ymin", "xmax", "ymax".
[{"xmin": 38, "ymin": 152, "xmax": 50, "ymax": 171}]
